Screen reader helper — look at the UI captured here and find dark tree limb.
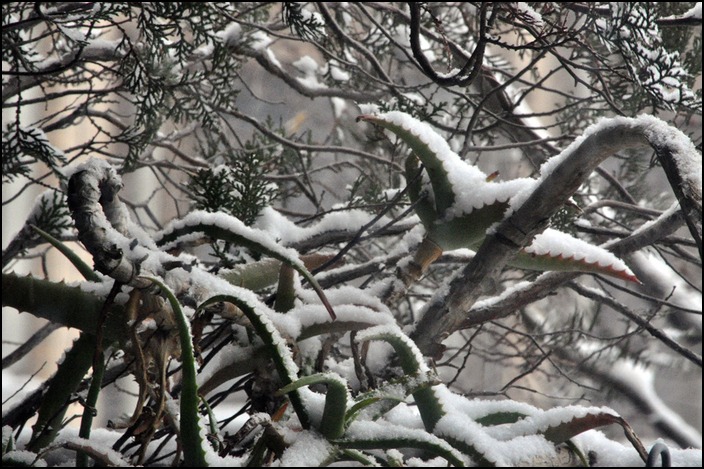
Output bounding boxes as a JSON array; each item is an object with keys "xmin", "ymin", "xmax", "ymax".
[{"xmin": 67, "ymin": 160, "xmax": 154, "ymax": 288}]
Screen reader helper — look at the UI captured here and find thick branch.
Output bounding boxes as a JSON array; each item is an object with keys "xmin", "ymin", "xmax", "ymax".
[
  {"xmin": 648, "ymin": 137, "xmax": 703, "ymax": 258},
  {"xmin": 67, "ymin": 160, "xmax": 154, "ymax": 288},
  {"xmin": 410, "ymin": 116, "xmax": 702, "ymax": 358}
]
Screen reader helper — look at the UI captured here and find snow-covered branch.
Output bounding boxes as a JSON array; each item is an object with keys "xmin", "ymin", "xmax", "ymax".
[{"xmin": 412, "ymin": 116, "xmax": 702, "ymax": 357}]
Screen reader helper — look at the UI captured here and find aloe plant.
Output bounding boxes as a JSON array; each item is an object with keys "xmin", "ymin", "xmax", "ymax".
[{"xmin": 358, "ymin": 111, "xmax": 639, "ymax": 285}]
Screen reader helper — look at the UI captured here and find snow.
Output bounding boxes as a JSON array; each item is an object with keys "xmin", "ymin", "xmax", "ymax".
[
  {"xmin": 523, "ymin": 227, "xmax": 636, "ymax": 277},
  {"xmin": 575, "ymin": 431, "xmax": 702, "ymax": 467},
  {"xmin": 638, "ymin": 114, "xmax": 702, "ymax": 194},
  {"xmin": 609, "ymin": 359, "xmax": 703, "ymax": 448},
  {"xmin": 392, "ymin": 24, "xmax": 436, "ymax": 63},
  {"xmin": 196, "ymin": 343, "xmax": 253, "ymax": 388},
  {"xmin": 215, "ymin": 22, "xmax": 242, "ymax": 46},
  {"xmin": 292, "ymin": 303, "xmax": 394, "ymax": 332},
  {"xmin": 472, "ymin": 280, "xmax": 532, "ymax": 310},
  {"xmin": 356, "ymin": 324, "xmax": 430, "ymax": 373},
  {"xmin": 683, "ymin": 3, "xmax": 702, "ymax": 19},
  {"xmin": 276, "ymin": 431, "xmax": 333, "ymax": 467},
  {"xmin": 293, "ymin": 55, "xmax": 319, "ymax": 75},
  {"xmin": 629, "ymin": 250, "xmax": 702, "ymax": 313},
  {"xmin": 661, "ymin": 3, "xmax": 703, "ymax": 21},
  {"xmin": 328, "ymin": 60, "xmax": 350, "ymax": 82},
  {"xmin": 511, "ymin": 114, "xmax": 702, "ymax": 213},
  {"xmin": 344, "ymin": 419, "xmax": 468, "ymax": 465},
  {"xmin": 82, "ymin": 38, "xmax": 124, "ymax": 57},
  {"xmin": 264, "ymin": 47, "xmax": 283, "ymax": 70},
  {"xmin": 511, "ymin": 3, "xmax": 545, "ymax": 28},
  {"xmin": 292, "ymin": 55, "xmax": 327, "ymax": 90},
  {"xmin": 364, "ymin": 110, "xmax": 536, "ymax": 219},
  {"xmin": 57, "ymin": 436, "xmax": 131, "ymax": 466},
  {"xmin": 249, "ymin": 30, "xmax": 273, "ymax": 50},
  {"xmin": 602, "ymin": 4, "xmax": 700, "ymax": 109},
  {"xmin": 330, "ymin": 96, "xmax": 346, "ymax": 118},
  {"xmin": 255, "ymin": 206, "xmax": 393, "ymax": 247},
  {"xmin": 2, "ymin": 449, "xmax": 46, "ymax": 467},
  {"xmin": 159, "ymin": 210, "xmax": 308, "ymax": 271}
]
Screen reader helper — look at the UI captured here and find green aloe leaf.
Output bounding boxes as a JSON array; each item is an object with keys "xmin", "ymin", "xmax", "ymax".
[
  {"xmin": 30, "ymin": 225, "xmax": 101, "ymax": 282},
  {"xmin": 2, "ymin": 274, "xmax": 128, "ymax": 340},
  {"xmin": 358, "ymin": 113, "xmax": 456, "ymax": 216},
  {"xmin": 143, "ymin": 276, "xmax": 208, "ymax": 467},
  {"xmin": 475, "ymin": 411, "xmax": 527, "ymax": 426},
  {"xmin": 356, "ymin": 326, "xmax": 445, "ymax": 432},
  {"xmin": 156, "ymin": 212, "xmax": 336, "ymax": 319},
  {"xmin": 404, "ymin": 154, "xmax": 438, "ymax": 227},
  {"xmin": 278, "ymin": 373, "xmax": 348, "ymax": 439},
  {"xmin": 539, "ymin": 410, "xmax": 647, "ymax": 461},
  {"xmin": 511, "ymin": 229, "xmax": 640, "ymax": 282},
  {"xmin": 347, "ymin": 371, "xmax": 439, "ymax": 423},
  {"xmin": 27, "ymin": 334, "xmax": 95, "ymax": 453},
  {"xmin": 197, "ymin": 294, "xmax": 310, "ymax": 429}
]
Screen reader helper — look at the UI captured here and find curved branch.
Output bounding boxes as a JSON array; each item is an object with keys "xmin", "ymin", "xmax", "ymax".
[
  {"xmin": 67, "ymin": 159, "xmax": 154, "ymax": 288},
  {"xmin": 410, "ymin": 116, "xmax": 702, "ymax": 357},
  {"xmin": 648, "ymin": 135, "xmax": 703, "ymax": 258},
  {"xmin": 408, "ymin": 2, "xmax": 488, "ymax": 87}
]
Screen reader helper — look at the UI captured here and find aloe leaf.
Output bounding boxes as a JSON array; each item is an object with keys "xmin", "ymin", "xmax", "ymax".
[
  {"xmin": 2, "ymin": 427, "xmax": 15, "ymax": 454},
  {"xmin": 426, "ymin": 201, "xmax": 510, "ymax": 251},
  {"xmin": 344, "ymin": 396, "xmax": 384, "ymax": 423},
  {"xmin": 539, "ymin": 410, "xmax": 647, "ymax": 461},
  {"xmin": 338, "ymin": 449, "xmax": 381, "ymax": 466},
  {"xmin": 512, "ymin": 228, "xmax": 639, "ymax": 283},
  {"xmin": 278, "ymin": 373, "xmax": 348, "ymax": 439},
  {"xmin": 2, "ymin": 274, "xmax": 128, "ymax": 341},
  {"xmin": 356, "ymin": 326, "xmax": 445, "ymax": 432},
  {"xmin": 337, "ymin": 420, "xmax": 466, "ymax": 467},
  {"xmin": 143, "ymin": 276, "xmax": 208, "ymax": 467},
  {"xmin": 475, "ymin": 411, "xmax": 527, "ymax": 426},
  {"xmin": 30, "ymin": 225, "xmax": 101, "ymax": 282},
  {"xmin": 27, "ymin": 334, "xmax": 95, "ymax": 452},
  {"xmin": 358, "ymin": 113, "xmax": 455, "ymax": 216},
  {"xmin": 360, "ymin": 112, "xmax": 639, "ymax": 284},
  {"xmin": 274, "ymin": 264, "xmax": 296, "ymax": 313},
  {"xmin": 197, "ymin": 294, "xmax": 310, "ymax": 429},
  {"xmin": 347, "ymin": 371, "xmax": 438, "ymax": 423},
  {"xmin": 156, "ymin": 212, "xmax": 336, "ymax": 320},
  {"xmin": 29, "ymin": 225, "xmax": 108, "ymax": 465},
  {"xmin": 221, "ymin": 258, "xmax": 283, "ymax": 290},
  {"xmin": 404, "ymin": 154, "xmax": 438, "ymax": 227},
  {"xmin": 512, "ymin": 250, "xmax": 639, "ymax": 282}
]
